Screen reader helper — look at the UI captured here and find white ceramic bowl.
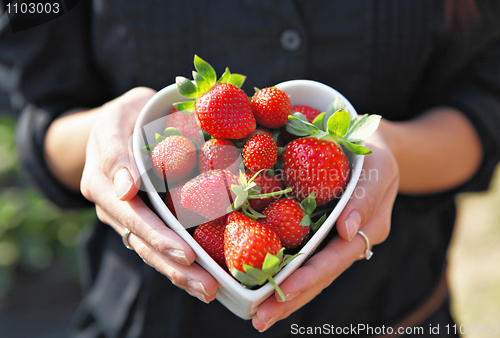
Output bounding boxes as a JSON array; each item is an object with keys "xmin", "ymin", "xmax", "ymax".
[{"xmin": 132, "ymin": 80, "xmax": 364, "ymax": 320}]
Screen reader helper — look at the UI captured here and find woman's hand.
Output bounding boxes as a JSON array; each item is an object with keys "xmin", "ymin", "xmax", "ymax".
[
  {"xmin": 252, "ymin": 129, "xmax": 400, "ymax": 332},
  {"xmin": 79, "ymin": 87, "xmax": 218, "ymax": 303}
]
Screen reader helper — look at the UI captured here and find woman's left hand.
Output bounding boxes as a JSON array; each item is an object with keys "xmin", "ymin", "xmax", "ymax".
[{"xmin": 252, "ymin": 129, "xmax": 400, "ymax": 332}]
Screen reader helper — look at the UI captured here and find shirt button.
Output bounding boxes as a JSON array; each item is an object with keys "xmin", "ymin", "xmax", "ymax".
[{"xmin": 280, "ymin": 29, "xmax": 302, "ymax": 52}]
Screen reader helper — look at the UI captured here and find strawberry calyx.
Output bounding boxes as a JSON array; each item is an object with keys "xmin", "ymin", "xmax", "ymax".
[
  {"xmin": 297, "ymin": 192, "xmax": 327, "ymax": 231},
  {"xmin": 230, "ymin": 248, "xmax": 301, "ymax": 301},
  {"xmin": 173, "ymin": 55, "xmax": 246, "ymax": 113},
  {"xmin": 227, "ymin": 170, "xmax": 292, "ymax": 219},
  {"xmin": 285, "ymin": 96, "xmax": 381, "ymax": 155},
  {"xmin": 140, "ymin": 127, "xmax": 182, "ymax": 154}
]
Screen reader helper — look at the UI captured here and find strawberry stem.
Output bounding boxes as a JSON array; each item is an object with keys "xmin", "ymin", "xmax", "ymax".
[
  {"xmin": 248, "ymin": 188, "xmax": 292, "ymax": 199},
  {"xmin": 267, "ymin": 276, "xmax": 286, "ymax": 302}
]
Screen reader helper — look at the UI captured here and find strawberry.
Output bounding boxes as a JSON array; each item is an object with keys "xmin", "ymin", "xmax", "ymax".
[
  {"xmin": 196, "ymin": 83, "xmax": 255, "ymax": 139},
  {"xmin": 193, "ymin": 220, "xmax": 226, "ymax": 268},
  {"xmin": 224, "ymin": 212, "xmax": 297, "ymax": 300},
  {"xmin": 174, "ymin": 56, "xmax": 256, "ymax": 139},
  {"xmin": 259, "ymin": 194, "xmax": 325, "ymax": 249},
  {"xmin": 180, "ymin": 169, "xmax": 239, "ymax": 220},
  {"xmin": 165, "ymin": 107, "xmax": 204, "ymax": 146},
  {"xmin": 242, "ymin": 134, "xmax": 277, "ymax": 172},
  {"xmin": 198, "ymin": 138, "xmax": 242, "ymax": 174},
  {"xmin": 281, "ymin": 137, "xmax": 350, "ymax": 206},
  {"xmin": 150, "ymin": 133, "xmax": 197, "ymax": 183},
  {"xmin": 251, "ymin": 87, "xmax": 292, "ymax": 128},
  {"xmin": 165, "ymin": 181, "xmax": 207, "ymax": 228},
  {"xmin": 244, "ymin": 171, "xmax": 284, "ymax": 212},
  {"xmin": 282, "ymin": 105, "xmax": 381, "ymax": 206}
]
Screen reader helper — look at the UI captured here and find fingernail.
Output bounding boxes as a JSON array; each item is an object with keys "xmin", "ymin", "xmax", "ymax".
[
  {"xmin": 188, "ymin": 279, "xmax": 210, "ymax": 296},
  {"xmin": 166, "ymin": 249, "xmax": 190, "ymax": 265},
  {"xmin": 345, "ymin": 210, "xmax": 361, "ymax": 241},
  {"xmin": 258, "ymin": 311, "xmax": 283, "ymax": 332},
  {"xmin": 187, "ymin": 280, "xmax": 210, "ymax": 303},
  {"xmin": 278, "ymin": 291, "xmax": 300, "ymax": 302},
  {"xmin": 187, "ymin": 289, "xmax": 209, "ymax": 304},
  {"xmin": 113, "ymin": 168, "xmax": 133, "ymax": 200}
]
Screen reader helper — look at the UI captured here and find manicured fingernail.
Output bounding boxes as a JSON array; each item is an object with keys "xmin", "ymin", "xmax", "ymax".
[
  {"xmin": 113, "ymin": 168, "xmax": 133, "ymax": 200},
  {"xmin": 187, "ymin": 289, "xmax": 209, "ymax": 304},
  {"xmin": 166, "ymin": 249, "xmax": 190, "ymax": 265},
  {"xmin": 258, "ymin": 311, "xmax": 283, "ymax": 332},
  {"xmin": 187, "ymin": 280, "xmax": 210, "ymax": 303},
  {"xmin": 188, "ymin": 279, "xmax": 210, "ymax": 297},
  {"xmin": 278, "ymin": 291, "xmax": 300, "ymax": 302},
  {"xmin": 345, "ymin": 210, "xmax": 361, "ymax": 241}
]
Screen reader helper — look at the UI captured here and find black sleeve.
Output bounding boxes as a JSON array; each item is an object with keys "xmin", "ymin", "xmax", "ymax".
[
  {"xmin": 0, "ymin": 2, "xmax": 112, "ymax": 208},
  {"xmin": 441, "ymin": 15, "xmax": 500, "ymax": 194}
]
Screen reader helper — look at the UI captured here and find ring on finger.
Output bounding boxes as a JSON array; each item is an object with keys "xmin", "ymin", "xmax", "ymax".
[
  {"xmin": 122, "ymin": 228, "xmax": 134, "ymax": 250},
  {"xmin": 357, "ymin": 231, "xmax": 373, "ymax": 260}
]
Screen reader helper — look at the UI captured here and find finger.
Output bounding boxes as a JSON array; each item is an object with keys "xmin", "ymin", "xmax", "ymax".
[
  {"xmin": 337, "ymin": 137, "xmax": 399, "ymax": 241},
  {"xmin": 94, "ymin": 188, "xmax": 198, "ymax": 265},
  {"xmin": 101, "ymin": 208, "xmax": 218, "ymax": 303},
  {"xmin": 95, "ymin": 87, "xmax": 156, "ymax": 200}
]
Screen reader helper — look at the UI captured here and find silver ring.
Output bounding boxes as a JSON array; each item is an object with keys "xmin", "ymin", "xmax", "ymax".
[
  {"xmin": 357, "ymin": 231, "xmax": 373, "ymax": 260},
  {"xmin": 122, "ymin": 228, "xmax": 134, "ymax": 250}
]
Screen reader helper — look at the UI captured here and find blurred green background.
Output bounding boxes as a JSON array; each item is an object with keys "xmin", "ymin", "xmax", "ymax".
[
  {"xmin": 0, "ymin": 95, "xmax": 96, "ymax": 336},
  {"xmin": 0, "ymin": 92, "xmax": 498, "ymax": 337}
]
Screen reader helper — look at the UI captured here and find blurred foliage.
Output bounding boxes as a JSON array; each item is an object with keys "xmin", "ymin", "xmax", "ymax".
[{"xmin": 0, "ymin": 113, "xmax": 95, "ymax": 297}]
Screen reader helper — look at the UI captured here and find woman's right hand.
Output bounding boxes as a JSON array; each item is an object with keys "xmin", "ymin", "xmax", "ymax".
[{"xmin": 80, "ymin": 87, "xmax": 218, "ymax": 303}]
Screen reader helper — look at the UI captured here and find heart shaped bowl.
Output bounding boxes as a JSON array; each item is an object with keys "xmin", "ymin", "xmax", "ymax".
[{"xmin": 132, "ymin": 79, "xmax": 364, "ymax": 319}]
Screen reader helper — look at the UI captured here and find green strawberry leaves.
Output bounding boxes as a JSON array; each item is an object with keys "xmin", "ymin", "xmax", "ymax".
[
  {"xmin": 141, "ymin": 127, "xmax": 182, "ymax": 154},
  {"xmin": 284, "ymin": 96, "xmax": 381, "ymax": 155},
  {"xmin": 174, "ymin": 55, "xmax": 247, "ymax": 112},
  {"xmin": 297, "ymin": 192, "xmax": 322, "ymax": 228},
  {"xmin": 227, "ymin": 170, "xmax": 292, "ymax": 219},
  {"xmin": 344, "ymin": 114, "xmax": 382, "ymax": 142},
  {"xmin": 327, "ymin": 109, "xmax": 350, "ymax": 138},
  {"xmin": 194, "ymin": 55, "xmax": 217, "ymax": 85},
  {"xmin": 176, "ymin": 76, "xmax": 198, "ymax": 98}
]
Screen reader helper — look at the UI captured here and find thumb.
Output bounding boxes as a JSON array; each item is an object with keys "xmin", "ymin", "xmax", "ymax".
[
  {"xmin": 113, "ymin": 167, "xmax": 139, "ymax": 201},
  {"xmin": 99, "ymin": 87, "xmax": 156, "ymax": 200},
  {"xmin": 335, "ymin": 135, "xmax": 398, "ymax": 241}
]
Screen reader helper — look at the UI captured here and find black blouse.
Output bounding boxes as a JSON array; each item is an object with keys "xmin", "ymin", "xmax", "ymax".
[{"xmin": 1, "ymin": 1, "xmax": 500, "ymax": 337}]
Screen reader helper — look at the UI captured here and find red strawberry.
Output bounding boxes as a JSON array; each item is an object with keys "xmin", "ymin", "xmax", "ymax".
[
  {"xmin": 282, "ymin": 109, "xmax": 381, "ymax": 205},
  {"xmin": 260, "ymin": 198, "xmax": 309, "ymax": 249},
  {"xmin": 224, "ymin": 212, "xmax": 296, "ymax": 300},
  {"xmin": 165, "ymin": 107, "xmax": 204, "ymax": 146},
  {"xmin": 196, "ymin": 83, "xmax": 256, "ymax": 139},
  {"xmin": 225, "ymin": 212, "xmax": 281, "ymax": 272},
  {"xmin": 193, "ymin": 220, "xmax": 227, "ymax": 268},
  {"xmin": 244, "ymin": 171, "xmax": 284, "ymax": 212},
  {"xmin": 165, "ymin": 182, "xmax": 207, "ymax": 228},
  {"xmin": 251, "ymin": 87, "xmax": 292, "ymax": 128},
  {"xmin": 180, "ymin": 170, "xmax": 239, "ymax": 220},
  {"xmin": 242, "ymin": 134, "xmax": 277, "ymax": 172},
  {"xmin": 198, "ymin": 138, "xmax": 242, "ymax": 174},
  {"xmin": 150, "ymin": 135, "xmax": 197, "ymax": 183},
  {"xmin": 175, "ymin": 56, "xmax": 256, "ymax": 139},
  {"xmin": 281, "ymin": 137, "xmax": 350, "ymax": 206}
]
